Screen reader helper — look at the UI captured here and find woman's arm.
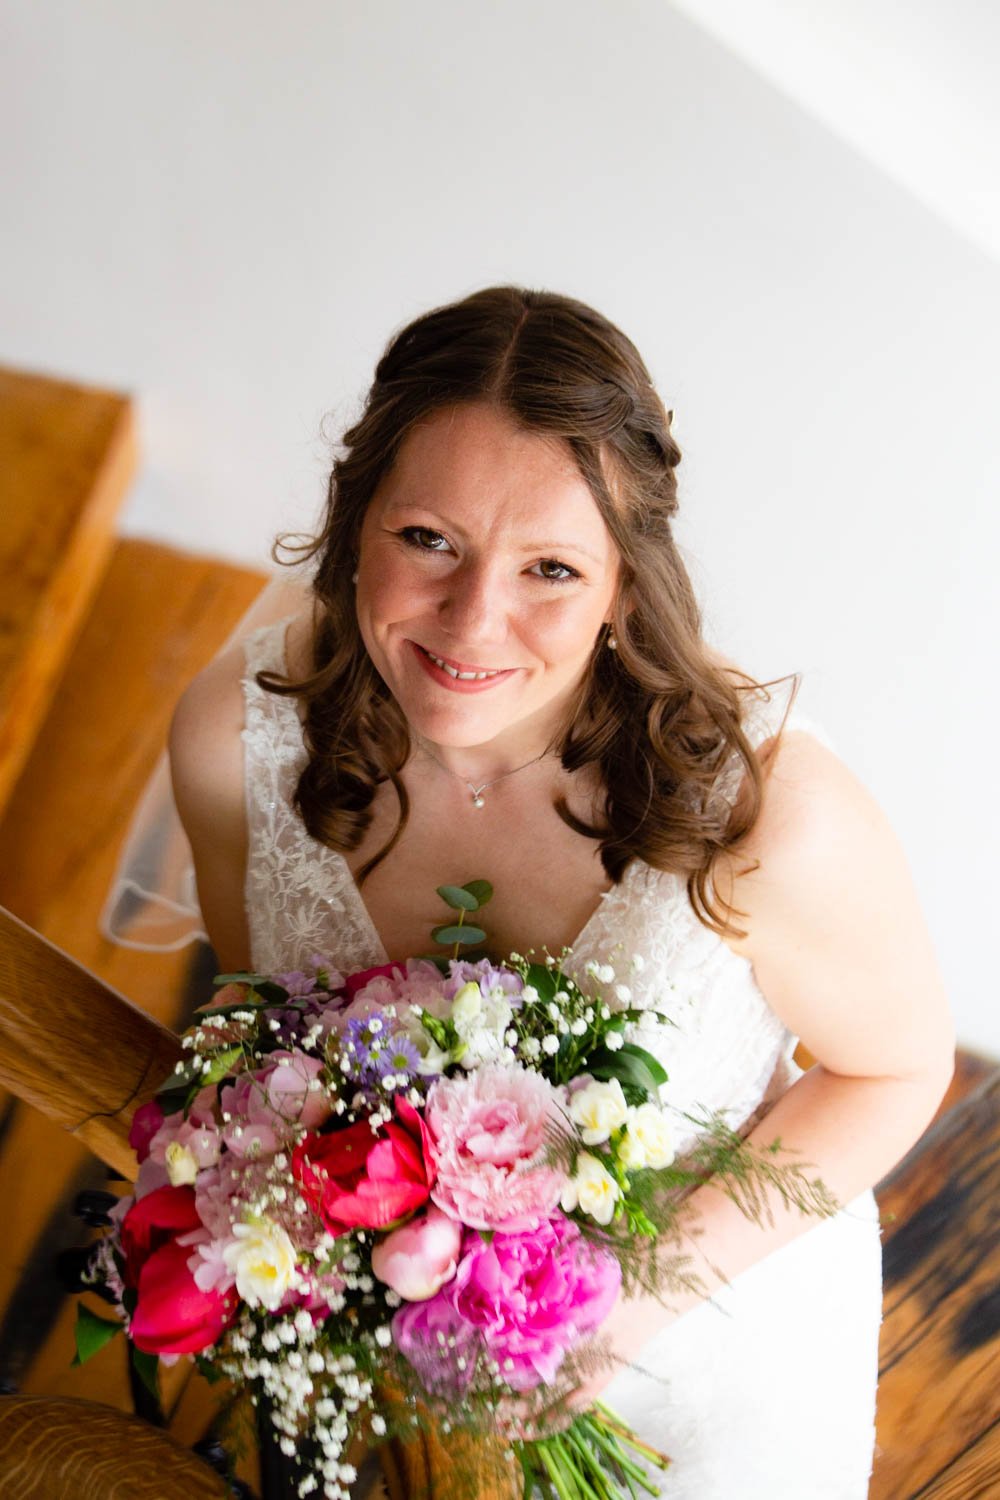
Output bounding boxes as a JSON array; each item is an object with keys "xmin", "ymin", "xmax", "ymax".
[
  {"xmin": 168, "ymin": 642, "xmax": 253, "ymax": 973},
  {"xmin": 577, "ymin": 728, "xmax": 956, "ymax": 1398}
]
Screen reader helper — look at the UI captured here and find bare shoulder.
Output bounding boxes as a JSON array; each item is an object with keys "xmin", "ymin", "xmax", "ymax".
[
  {"xmin": 168, "ymin": 639, "xmax": 248, "ymax": 827},
  {"xmin": 168, "ymin": 639, "xmax": 252, "ymax": 970},
  {"xmin": 717, "ymin": 729, "xmax": 955, "ymax": 1086}
]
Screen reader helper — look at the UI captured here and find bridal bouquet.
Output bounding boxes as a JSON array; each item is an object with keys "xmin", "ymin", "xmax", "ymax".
[{"xmin": 76, "ymin": 881, "xmax": 836, "ymax": 1500}]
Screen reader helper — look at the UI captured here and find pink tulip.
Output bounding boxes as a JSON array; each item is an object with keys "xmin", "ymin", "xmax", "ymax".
[
  {"xmin": 120, "ymin": 1185, "xmax": 237, "ymax": 1355},
  {"xmin": 371, "ymin": 1207, "xmax": 463, "ymax": 1301}
]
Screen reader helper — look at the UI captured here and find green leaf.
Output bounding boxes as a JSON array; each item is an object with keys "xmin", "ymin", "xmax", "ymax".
[
  {"xmin": 194, "ymin": 1353, "xmax": 225, "ymax": 1384},
  {"xmin": 462, "ymin": 879, "xmax": 493, "ymax": 906},
  {"xmin": 587, "ymin": 1042, "xmax": 668, "ymax": 1096},
  {"xmin": 131, "ymin": 1346, "xmax": 160, "ymax": 1400},
  {"xmin": 211, "ymin": 971, "xmax": 268, "ymax": 986},
  {"xmin": 73, "ymin": 1302, "xmax": 122, "ymax": 1365},
  {"xmin": 156, "ymin": 1057, "xmax": 201, "ymax": 1097},
  {"xmin": 436, "ymin": 884, "xmax": 481, "ymax": 912},
  {"xmin": 199, "ymin": 1045, "xmax": 246, "ymax": 1087},
  {"xmin": 430, "ymin": 923, "xmax": 487, "ymax": 947}
]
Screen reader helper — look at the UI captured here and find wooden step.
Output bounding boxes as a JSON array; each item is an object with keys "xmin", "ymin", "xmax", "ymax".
[
  {"xmin": 0, "ymin": 367, "xmax": 137, "ymax": 814},
  {"xmin": 0, "ymin": 538, "xmax": 268, "ymax": 1453}
]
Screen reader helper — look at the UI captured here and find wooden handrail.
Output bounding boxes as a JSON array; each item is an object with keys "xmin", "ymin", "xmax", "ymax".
[{"xmin": 0, "ymin": 904, "xmax": 182, "ymax": 1179}]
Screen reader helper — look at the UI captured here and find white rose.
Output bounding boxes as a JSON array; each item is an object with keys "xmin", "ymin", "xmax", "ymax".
[
  {"xmin": 164, "ymin": 1140, "xmax": 199, "ymax": 1187},
  {"xmin": 568, "ymin": 1078, "xmax": 629, "ymax": 1144},
  {"xmin": 223, "ymin": 1219, "xmax": 299, "ymax": 1310},
  {"xmin": 561, "ymin": 1152, "xmax": 620, "ymax": 1225},
  {"xmin": 618, "ymin": 1103, "xmax": 675, "ymax": 1170}
]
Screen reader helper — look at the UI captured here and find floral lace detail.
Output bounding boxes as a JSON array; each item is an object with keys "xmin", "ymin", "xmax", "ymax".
[{"xmin": 242, "ymin": 622, "xmax": 831, "ymax": 1153}]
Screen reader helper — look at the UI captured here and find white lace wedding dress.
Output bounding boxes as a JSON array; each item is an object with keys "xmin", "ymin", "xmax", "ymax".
[{"xmin": 241, "ymin": 617, "xmax": 883, "ymax": 1499}]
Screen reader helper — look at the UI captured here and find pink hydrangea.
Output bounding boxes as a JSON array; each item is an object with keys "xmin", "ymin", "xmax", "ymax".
[
  {"xmin": 260, "ymin": 1051, "xmax": 331, "ymax": 1129},
  {"xmin": 425, "ymin": 1063, "xmax": 568, "ymax": 1231}
]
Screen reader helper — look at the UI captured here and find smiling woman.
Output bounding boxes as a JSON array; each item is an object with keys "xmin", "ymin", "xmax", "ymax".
[{"xmin": 162, "ymin": 285, "xmax": 954, "ymax": 1499}]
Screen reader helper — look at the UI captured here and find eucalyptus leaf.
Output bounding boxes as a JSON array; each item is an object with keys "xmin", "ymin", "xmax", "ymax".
[
  {"xmin": 73, "ymin": 1302, "xmax": 122, "ymax": 1365},
  {"xmin": 436, "ymin": 884, "xmax": 481, "ymax": 912},
  {"xmin": 462, "ymin": 879, "xmax": 494, "ymax": 906},
  {"xmin": 431, "ymin": 923, "xmax": 487, "ymax": 946}
]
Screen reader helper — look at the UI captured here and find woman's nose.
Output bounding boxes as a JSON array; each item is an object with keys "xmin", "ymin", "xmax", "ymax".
[{"xmin": 435, "ymin": 559, "xmax": 510, "ymax": 644}]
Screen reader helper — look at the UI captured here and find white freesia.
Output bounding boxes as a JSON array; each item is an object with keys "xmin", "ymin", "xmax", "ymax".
[
  {"xmin": 223, "ymin": 1219, "xmax": 299, "ymax": 1309},
  {"xmin": 561, "ymin": 1152, "xmax": 620, "ymax": 1225},
  {"xmin": 618, "ymin": 1102, "xmax": 675, "ymax": 1170},
  {"xmin": 451, "ymin": 981, "xmax": 514, "ymax": 1070},
  {"xmin": 568, "ymin": 1077, "xmax": 629, "ymax": 1144},
  {"xmin": 164, "ymin": 1140, "xmax": 199, "ymax": 1186}
]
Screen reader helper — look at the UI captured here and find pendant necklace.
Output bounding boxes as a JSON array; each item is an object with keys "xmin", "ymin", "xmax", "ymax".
[{"xmin": 416, "ymin": 740, "xmax": 555, "ymax": 808}]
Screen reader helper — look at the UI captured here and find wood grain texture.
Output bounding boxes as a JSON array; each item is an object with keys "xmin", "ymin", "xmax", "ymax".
[
  {"xmin": 0, "ymin": 904, "xmax": 182, "ymax": 1178},
  {"xmin": 870, "ymin": 1070, "xmax": 1000, "ymax": 1498},
  {"xmin": 0, "ymin": 1394, "xmax": 228, "ymax": 1498},
  {"xmin": 0, "ymin": 367, "xmax": 136, "ymax": 811}
]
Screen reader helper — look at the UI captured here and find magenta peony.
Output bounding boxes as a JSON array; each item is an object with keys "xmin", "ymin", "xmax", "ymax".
[
  {"xmin": 425, "ymin": 1063, "xmax": 568, "ymax": 1231},
  {"xmin": 391, "ymin": 1292, "xmax": 482, "ymax": 1397},
  {"xmin": 450, "ymin": 1216, "xmax": 621, "ymax": 1390}
]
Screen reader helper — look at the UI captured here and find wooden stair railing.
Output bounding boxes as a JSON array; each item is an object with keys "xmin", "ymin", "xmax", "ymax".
[{"xmin": 0, "ymin": 904, "xmax": 517, "ymax": 1500}]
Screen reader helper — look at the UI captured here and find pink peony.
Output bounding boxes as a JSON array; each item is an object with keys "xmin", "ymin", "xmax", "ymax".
[
  {"xmin": 426, "ymin": 1063, "xmax": 568, "ymax": 1231},
  {"xmin": 371, "ymin": 1206, "xmax": 463, "ymax": 1301},
  {"xmin": 449, "ymin": 1216, "xmax": 621, "ymax": 1391}
]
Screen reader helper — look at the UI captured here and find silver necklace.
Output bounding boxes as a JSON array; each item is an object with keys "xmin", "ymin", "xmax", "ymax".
[{"xmin": 416, "ymin": 740, "xmax": 555, "ymax": 808}]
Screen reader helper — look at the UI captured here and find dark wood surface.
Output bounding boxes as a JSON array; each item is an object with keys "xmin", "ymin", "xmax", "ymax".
[
  {"xmin": 870, "ymin": 1066, "xmax": 1000, "ymax": 1498},
  {"xmin": 0, "ymin": 1394, "xmax": 228, "ymax": 1498}
]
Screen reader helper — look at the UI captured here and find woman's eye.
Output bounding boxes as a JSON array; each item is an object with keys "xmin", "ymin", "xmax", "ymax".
[
  {"xmin": 399, "ymin": 526, "xmax": 450, "ymax": 552},
  {"xmin": 533, "ymin": 559, "xmax": 579, "ymax": 584}
]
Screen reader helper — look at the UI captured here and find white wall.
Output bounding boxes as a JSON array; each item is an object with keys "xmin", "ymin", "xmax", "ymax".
[{"xmin": 3, "ymin": 1, "xmax": 997, "ymax": 1053}]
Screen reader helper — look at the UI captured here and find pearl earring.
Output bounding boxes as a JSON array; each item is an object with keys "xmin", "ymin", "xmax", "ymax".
[
  {"xmin": 607, "ymin": 628, "xmax": 618, "ymax": 651},
  {"xmin": 351, "ymin": 571, "xmax": 359, "ymax": 584}
]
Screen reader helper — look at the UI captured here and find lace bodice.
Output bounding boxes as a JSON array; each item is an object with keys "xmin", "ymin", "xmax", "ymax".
[{"xmin": 241, "ymin": 618, "xmax": 835, "ymax": 1155}]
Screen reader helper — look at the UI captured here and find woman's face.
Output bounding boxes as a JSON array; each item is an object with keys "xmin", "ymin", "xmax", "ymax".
[{"xmin": 355, "ymin": 402, "xmax": 620, "ymax": 759}]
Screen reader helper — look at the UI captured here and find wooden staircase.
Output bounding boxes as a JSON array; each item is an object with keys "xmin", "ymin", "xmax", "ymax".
[{"xmin": 0, "ymin": 365, "xmax": 996, "ymax": 1497}]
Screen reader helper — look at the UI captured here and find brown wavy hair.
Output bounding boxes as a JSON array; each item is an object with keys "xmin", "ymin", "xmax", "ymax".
[{"xmin": 259, "ymin": 285, "xmax": 800, "ymax": 938}]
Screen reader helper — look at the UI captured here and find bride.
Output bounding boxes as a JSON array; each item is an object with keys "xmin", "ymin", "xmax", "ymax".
[{"xmin": 165, "ymin": 284, "xmax": 953, "ymax": 1496}]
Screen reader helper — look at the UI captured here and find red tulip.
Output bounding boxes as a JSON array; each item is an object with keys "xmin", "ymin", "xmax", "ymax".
[
  {"xmin": 120, "ymin": 1185, "xmax": 237, "ymax": 1355},
  {"xmin": 292, "ymin": 1095, "xmax": 436, "ymax": 1236}
]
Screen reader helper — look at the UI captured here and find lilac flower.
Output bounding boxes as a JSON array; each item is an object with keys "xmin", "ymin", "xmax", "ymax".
[
  {"xmin": 271, "ymin": 970, "xmax": 318, "ymax": 998},
  {"xmin": 447, "ymin": 959, "xmax": 525, "ymax": 1007}
]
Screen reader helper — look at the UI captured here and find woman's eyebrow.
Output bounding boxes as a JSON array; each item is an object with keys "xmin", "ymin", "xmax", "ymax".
[{"xmin": 382, "ymin": 502, "xmax": 604, "ymax": 565}]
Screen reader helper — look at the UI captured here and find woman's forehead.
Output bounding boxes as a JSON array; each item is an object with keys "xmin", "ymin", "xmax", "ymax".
[{"xmin": 374, "ymin": 404, "xmax": 614, "ymax": 541}]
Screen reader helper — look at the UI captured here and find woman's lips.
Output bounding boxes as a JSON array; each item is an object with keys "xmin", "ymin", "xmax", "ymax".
[{"xmin": 410, "ymin": 641, "xmax": 518, "ymax": 692}]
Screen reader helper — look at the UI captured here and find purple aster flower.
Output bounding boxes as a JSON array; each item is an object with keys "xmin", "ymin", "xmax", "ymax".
[{"xmin": 374, "ymin": 1034, "xmax": 422, "ymax": 1081}]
